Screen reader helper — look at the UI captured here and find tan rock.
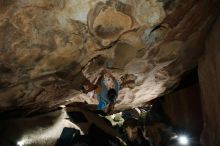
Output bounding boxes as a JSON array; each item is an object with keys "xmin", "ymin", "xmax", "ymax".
[
  {"xmin": 120, "ymin": 0, "xmax": 166, "ymax": 27},
  {"xmin": 0, "ymin": 0, "xmax": 219, "ymax": 115},
  {"xmin": 88, "ymin": 1, "xmax": 133, "ymax": 46}
]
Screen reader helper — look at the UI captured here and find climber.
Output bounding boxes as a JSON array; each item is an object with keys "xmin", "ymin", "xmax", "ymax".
[
  {"xmin": 123, "ymin": 118, "xmax": 153, "ymax": 146},
  {"xmin": 82, "ymin": 69, "xmax": 120, "ymax": 114}
]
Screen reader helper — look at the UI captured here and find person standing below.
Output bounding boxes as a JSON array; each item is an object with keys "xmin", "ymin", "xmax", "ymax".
[{"xmin": 123, "ymin": 118, "xmax": 153, "ymax": 146}]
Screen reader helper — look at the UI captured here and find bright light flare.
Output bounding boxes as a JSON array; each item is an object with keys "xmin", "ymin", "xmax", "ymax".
[
  {"xmin": 17, "ymin": 140, "xmax": 25, "ymax": 146},
  {"xmin": 178, "ymin": 135, "xmax": 189, "ymax": 145}
]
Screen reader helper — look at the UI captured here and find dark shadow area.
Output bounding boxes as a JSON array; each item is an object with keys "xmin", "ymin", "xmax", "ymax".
[{"xmin": 148, "ymin": 67, "xmax": 203, "ymax": 146}]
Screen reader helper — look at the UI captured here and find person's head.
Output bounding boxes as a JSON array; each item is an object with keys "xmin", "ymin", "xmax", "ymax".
[
  {"xmin": 102, "ymin": 89, "xmax": 117, "ymax": 114},
  {"xmin": 123, "ymin": 118, "xmax": 141, "ymax": 141},
  {"xmin": 107, "ymin": 88, "xmax": 117, "ymax": 103}
]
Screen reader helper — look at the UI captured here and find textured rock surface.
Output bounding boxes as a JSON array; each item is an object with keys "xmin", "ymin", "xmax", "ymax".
[
  {"xmin": 163, "ymin": 84, "xmax": 203, "ymax": 137},
  {"xmin": 0, "ymin": 0, "xmax": 220, "ymax": 115},
  {"xmin": 199, "ymin": 15, "xmax": 220, "ymax": 146},
  {"xmin": 0, "ymin": 109, "xmax": 82, "ymax": 146}
]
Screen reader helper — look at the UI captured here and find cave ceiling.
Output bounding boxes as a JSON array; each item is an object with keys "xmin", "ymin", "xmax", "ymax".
[{"xmin": 0, "ymin": 0, "xmax": 219, "ymax": 115}]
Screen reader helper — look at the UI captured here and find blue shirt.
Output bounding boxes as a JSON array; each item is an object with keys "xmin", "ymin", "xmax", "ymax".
[{"xmin": 97, "ymin": 76, "xmax": 120, "ymax": 110}]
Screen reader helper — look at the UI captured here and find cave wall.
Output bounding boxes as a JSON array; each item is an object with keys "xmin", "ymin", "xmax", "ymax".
[
  {"xmin": 0, "ymin": 109, "xmax": 81, "ymax": 146},
  {"xmin": 0, "ymin": 0, "xmax": 220, "ymax": 115},
  {"xmin": 198, "ymin": 14, "xmax": 220, "ymax": 146},
  {"xmin": 162, "ymin": 84, "xmax": 203, "ymax": 137}
]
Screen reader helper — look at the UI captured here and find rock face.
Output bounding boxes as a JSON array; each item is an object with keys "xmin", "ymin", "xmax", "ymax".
[
  {"xmin": 0, "ymin": 0, "xmax": 220, "ymax": 115},
  {"xmin": 162, "ymin": 84, "xmax": 203, "ymax": 137},
  {"xmin": 199, "ymin": 15, "xmax": 220, "ymax": 146},
  {"xmin": 0, "ymin": 109, "xmax": 81, "ymax": 146}
]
